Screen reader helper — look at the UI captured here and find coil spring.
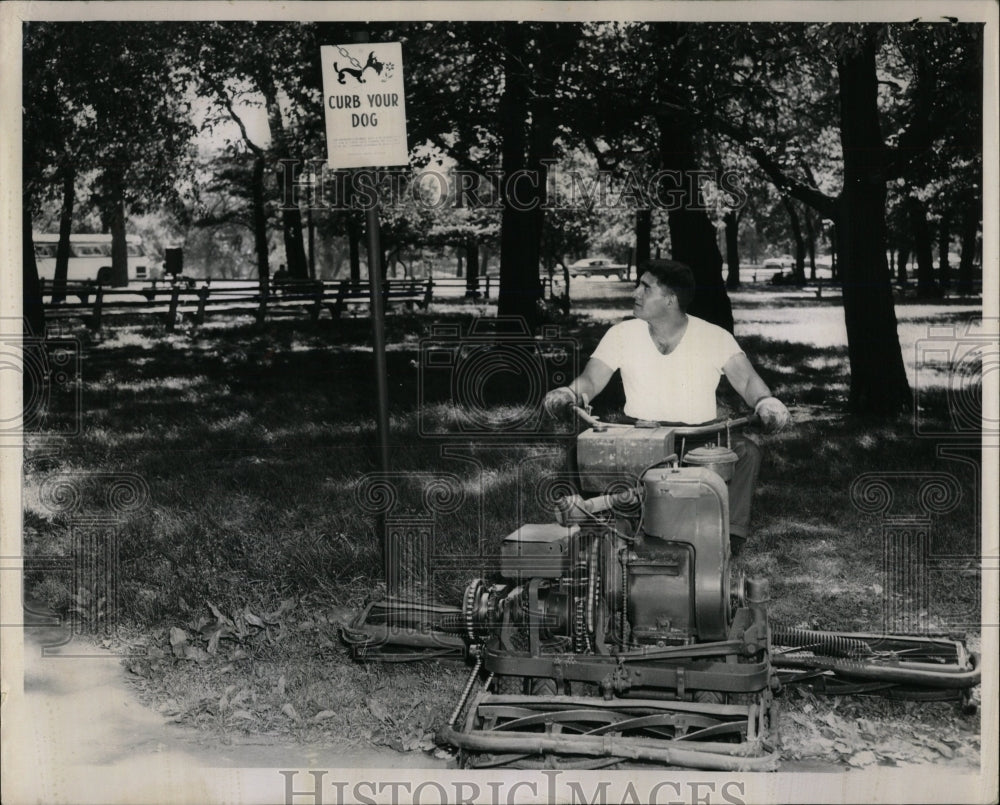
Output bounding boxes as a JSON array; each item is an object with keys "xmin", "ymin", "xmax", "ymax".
[
  {"xmin": 772, "ymin": 626, "xmax": 872, "ymax": 659},
  {"xmin": 572, "ymin": 564, "xmax": 586, "ymax": 651},
  {"xmin": 620, "ymin": 551, "xmax": 628, "ymax": 650}
]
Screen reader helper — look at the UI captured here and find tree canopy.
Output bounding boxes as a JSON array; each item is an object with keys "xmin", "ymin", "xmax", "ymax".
[{"xmin": 21, "ymin": 19, "xmax": 985, "ymax": 417}]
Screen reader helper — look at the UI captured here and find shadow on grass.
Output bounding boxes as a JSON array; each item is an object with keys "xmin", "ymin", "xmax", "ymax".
[{"xmin": 22, "ymin": 307, "xmax": 982, "ymax": 638}]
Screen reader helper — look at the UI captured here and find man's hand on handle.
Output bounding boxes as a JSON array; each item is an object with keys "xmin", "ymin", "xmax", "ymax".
[
  {"xmin": 544, "ymin": 386, "xmax": 588, "ymax": 418},
  {"xmin": 754, "ymin": 396, "xmax": 791, "ymax": 433}
]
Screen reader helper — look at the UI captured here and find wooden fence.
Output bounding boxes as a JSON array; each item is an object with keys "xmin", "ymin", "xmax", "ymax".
[{"xmin": 39, "ymin": 274, "xmax": 557, "ymax": 332}]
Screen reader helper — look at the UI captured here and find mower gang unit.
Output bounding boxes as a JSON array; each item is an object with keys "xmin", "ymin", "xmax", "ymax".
[{"xmin": 343, "ymin": 409, "xmax": 980, "ymax": 770}]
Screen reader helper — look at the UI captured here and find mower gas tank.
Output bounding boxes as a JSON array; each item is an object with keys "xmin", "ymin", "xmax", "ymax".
[
  {"xmin": 576, "ymin": 424, "xmax": 678, "ymax": 492},
  {"xmin": 500, "ymin": 523, "xmax": 579, "ymax": 579},
  {"xmin": 640, "ymin": 466, "xmax": 731, "ymax": 641}
]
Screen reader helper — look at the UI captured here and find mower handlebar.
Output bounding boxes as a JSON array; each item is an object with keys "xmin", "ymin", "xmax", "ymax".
[{"xmin": 570, "ymin": 406, "xmax": 760, "ymax": 434}]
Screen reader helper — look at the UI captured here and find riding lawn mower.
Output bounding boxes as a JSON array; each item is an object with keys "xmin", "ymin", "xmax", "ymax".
[{"xmin": 342, "ymin": 405, "xmax": 981, "ymax": 771}]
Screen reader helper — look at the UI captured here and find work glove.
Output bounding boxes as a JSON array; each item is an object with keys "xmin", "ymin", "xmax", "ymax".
[
  {"xmin": 543, "ymin": 386, "xmax": 579, "ymax": 418},
  {"xmin": 754, "ymin": 396, "xmax": 791, "ymax": 433}
]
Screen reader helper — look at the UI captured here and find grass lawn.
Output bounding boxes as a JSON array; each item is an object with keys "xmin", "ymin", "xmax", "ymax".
[{"xmin": 21, "ymin": 283, "xmax": 985, "ymax": 767}]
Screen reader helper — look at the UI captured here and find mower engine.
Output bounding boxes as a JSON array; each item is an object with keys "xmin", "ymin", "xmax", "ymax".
[{"xmin": 442, "ymin": 416, "xmax": 782, "ymax": 770}]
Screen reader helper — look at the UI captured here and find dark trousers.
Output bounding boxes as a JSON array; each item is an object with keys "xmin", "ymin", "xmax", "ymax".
[{"xmin": 724, "ymin": 437, "xmax": 761, "ymax": 538}]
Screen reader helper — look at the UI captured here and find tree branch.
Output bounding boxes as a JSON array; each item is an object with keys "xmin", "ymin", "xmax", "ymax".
[{"xmin": 203, "ymin": 76, "xmax": 266, "ymax": 157}]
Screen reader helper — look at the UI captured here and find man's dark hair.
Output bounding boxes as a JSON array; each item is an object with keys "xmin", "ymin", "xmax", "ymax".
[{"xmin": 640, "ymin": 259, "xmax": 695, "ymax": 311}]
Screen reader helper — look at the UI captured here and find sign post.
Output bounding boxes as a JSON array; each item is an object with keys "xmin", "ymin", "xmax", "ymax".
[{"xmin": 322, "ymin": 41, "xmax": 408, "ymax": 593}]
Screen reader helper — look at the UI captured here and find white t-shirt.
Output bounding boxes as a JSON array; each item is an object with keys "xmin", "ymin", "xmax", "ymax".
[{"xmin": 590, "ymin": 316, "xmax": 743, "ymax": 423}]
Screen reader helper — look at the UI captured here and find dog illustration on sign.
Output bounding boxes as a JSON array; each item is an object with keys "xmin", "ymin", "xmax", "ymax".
[{"xmin": 335, "ymin": 51, "xmax": 384, "ymax": 84}]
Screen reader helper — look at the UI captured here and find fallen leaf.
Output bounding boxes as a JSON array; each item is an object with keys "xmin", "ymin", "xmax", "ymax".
[
  {"xmin": 244, "ymin": 608, "xmax": 265, "ymax": 628},
  {"xmin": 366, "ymin": 697, "xmax": 392, "ymax": 724},
  {"xmin": 276, "ymin": 675, "xmax": 286, "ymax": 697},
  {"xmin": 848, "ymin": 750, "xmax": 877, "ymax": 768},
  {"xmin": 265, "ymin": 599, "xmax": 295, "ymax": 623},
  {"xmin": 281, "ymin": 703, "xmax": 300, "ymax": 721},
  {"xmin": 169, "ymin": 627, "xmax": 189, "ymax": 646},
  {"xmin": 207, "ymin": 601, "xmax": 230, "ymax": 624},
  {"xmin": 313, "ymin": 710, "xmax": 336, "ymax": 722},
  {"xmin": 856, "ymin": 718, "xmax": 878, "ymax": 737},
  {"xmin": 182, "ymin": 644, "xmax": 209, "ymax": 663},
  {"xmin": 786, "ymin": 711, "xmax": 813, "ymax": 728},
  {"xmin": 915, "ymin": 734, "xmax": 955, "ymax": 758}
]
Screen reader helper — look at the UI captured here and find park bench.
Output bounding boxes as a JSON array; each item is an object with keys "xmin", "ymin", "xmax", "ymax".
[{"xmin": 328, "ymin": 279, "xmax": 431, "ymax": 318}]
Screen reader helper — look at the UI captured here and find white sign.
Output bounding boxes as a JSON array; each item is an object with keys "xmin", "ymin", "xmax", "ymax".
[{"xmin": 320, "ymin": 43, "xmax": 409, "ymax": 169}]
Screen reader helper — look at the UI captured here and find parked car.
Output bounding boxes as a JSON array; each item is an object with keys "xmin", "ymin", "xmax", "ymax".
[
  {"xmin": 567, "ymin": 258, "xmax": 629, "ymax": 279},
  {"xmin": 762, "ymin": 258, "xmax": 784, "ymax": 270}
]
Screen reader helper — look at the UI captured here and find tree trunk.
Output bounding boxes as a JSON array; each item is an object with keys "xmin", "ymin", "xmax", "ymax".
[
  {"xmin": 781, "ymin": 196, "xmax": 807, "ymax": 284},
  {"xmin": 307, "ymin": 206, "xmax": 316, "ymax": 280},
  {"xmin": 937, "ymin": 214, "xmax": 950, "ymax": 290},
  {"xmin": 724, "ymin": 210, "xmax": 740, "ymax": 289},
  {"xmin": 347, "ymin": 214, "xmax": 361, "ymax": 283},
  {"xmin": 655, "ymin": 116, "xmax": 734, "ymax": 332},
  {"xmin": 836, "ymin": 28, "xmax": 911, "ymax": 415},
  {"xmin": 905, "ymin": 195, "xmax": 940, "ymax": 298},
  {"xmin": 957, "ymin": 193, "xmax": 978, "ymax": 295},
  {"xmin": 52, "ymin": 161, "xmax": 75, "ymax": 304},
  {"xmin": 804, "ymin": 209, "xmax": 817, "ymax": 281},
  {"xmin": 635, "ymin": 209, "xmax": 652, "ymax": 269},
  {"xmin": 896, "ymin": 243, "xmax": 909, "ymax": 285},
  {"xmin": 497, "ymin": 22, "xmax": 541, "ymax": 325},
  {"xmin": 259, "ymin": 69, "xmax": 308, "ymax": 279},
  {"xmin": 829, "ymin": 224, "xmax": 838, "ymax": 281},
  {"xmin": 251, "ymin": 154, "xmax": 270, "ymax": 294},
  {"xmin": 524, "ymin": 26, "xmax": 576, "ymax": 311},
  {"xmin": 465, "ymin": 238, "xmax": 480, "ymax": 295},
  {"xmin": 23, "ymin": 199, "xmax": 45, "ymax": 340},
  {"xmin": 107, "ymin": 169, "xmax": 128, "ymax": 287}
]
